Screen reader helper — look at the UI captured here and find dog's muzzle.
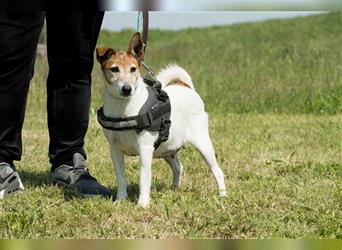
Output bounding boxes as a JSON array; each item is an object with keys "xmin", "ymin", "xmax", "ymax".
[{"xmin": 121, "ymin": 85, "xmax": 132, "ymax": 97}]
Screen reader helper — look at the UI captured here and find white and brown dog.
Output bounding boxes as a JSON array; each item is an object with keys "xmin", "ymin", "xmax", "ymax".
[{"xmin": 96, "ymin": 33, "xmax": 226, "ymax": 207}]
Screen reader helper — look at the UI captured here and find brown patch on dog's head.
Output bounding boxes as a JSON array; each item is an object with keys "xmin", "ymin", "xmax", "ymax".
[
  {"xmin": 96, "ymin": 49, "xmax": 140, "ymax": 72},
  {"xmin": 96, "ymin": 33, "xmax": 145, "ymax": 70},
  {"xmin": 96, "ymin": 47, "xmax": 116, "ymax": 66},
  {"xmin": 106, "ymin": 51, "xmax": 140, "ymax": 70}
]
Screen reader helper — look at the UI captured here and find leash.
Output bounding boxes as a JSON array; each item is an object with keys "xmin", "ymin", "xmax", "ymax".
[
  {"xmin": 137, "ymin": 11, "xmax": 149, "ymax": 54},
  {"xmin": 137, "ymin": 11, "xmax": 157, "ymax": 78}
]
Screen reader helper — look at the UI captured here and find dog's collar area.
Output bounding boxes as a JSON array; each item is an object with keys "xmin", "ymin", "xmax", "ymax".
[{"xmin": 97, "ymin": 76, "xmax": 171, "ymax": 150}]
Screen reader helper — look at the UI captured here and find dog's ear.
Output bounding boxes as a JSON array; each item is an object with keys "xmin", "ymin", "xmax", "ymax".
[
  {"xmin": 127, "ymin": 32, "xmax": 145, "ymax": 62},
  {"xmin": 96, "ymin": 47, "xmax": 115, "ymax": 65}
]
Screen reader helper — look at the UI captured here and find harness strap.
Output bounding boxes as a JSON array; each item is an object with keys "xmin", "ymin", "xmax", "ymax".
[
  {"xmin": 97, "ymin": 107, "xmax": 149, "ymax": 131},
  {"xmin": 97, "ymin": 102, "xmax": 171, "ymax": 130},
  {"xmin": 154, "ymin": 118, "xmax": 171, "ymax": 149}
]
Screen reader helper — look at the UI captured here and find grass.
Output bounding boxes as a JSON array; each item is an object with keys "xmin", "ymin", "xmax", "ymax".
[{"xmin": 0, "ymin": 12, "xmax": 341, "ymax": 239}]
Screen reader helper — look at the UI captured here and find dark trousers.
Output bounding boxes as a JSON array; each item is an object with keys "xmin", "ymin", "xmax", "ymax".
[{"xmin": 0, "ymin": 12, "xmax": 104, "ymax": 167}]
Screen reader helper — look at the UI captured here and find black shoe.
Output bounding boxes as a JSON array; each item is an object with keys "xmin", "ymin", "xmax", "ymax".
[
  {"xmin": 48, "ymin": 153, "xmax": 111, "ymax": 198},
  {"xmin": 0, "ymin": 162, "xmax": 24, "ymax": 199}
]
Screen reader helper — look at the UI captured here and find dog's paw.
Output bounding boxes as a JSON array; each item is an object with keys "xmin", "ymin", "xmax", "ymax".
[
  {"xmin": 138, "ymin": 199, "xmax": 150, "ymax": 208},
  {"xmin": 219, "ymin": 190, "xmax": 227, "ymax": 197}
]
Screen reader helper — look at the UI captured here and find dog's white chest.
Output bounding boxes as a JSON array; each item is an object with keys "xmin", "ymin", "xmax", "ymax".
[{"xmin": 104, "ymin": 129, "xmax": 140, "ymax": 156}]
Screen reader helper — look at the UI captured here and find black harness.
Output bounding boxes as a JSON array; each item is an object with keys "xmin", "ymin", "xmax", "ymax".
[{"xmin": 97, "ymin": 76, "xmax": 171, "ymax": 150}]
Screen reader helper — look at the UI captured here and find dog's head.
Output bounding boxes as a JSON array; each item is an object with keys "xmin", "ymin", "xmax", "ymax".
[{"xmin": 96, "ymin": 32, "xmax": 145, "ymax": 98}]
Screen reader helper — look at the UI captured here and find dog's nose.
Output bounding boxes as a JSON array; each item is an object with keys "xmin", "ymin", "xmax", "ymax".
[{"xmin": 121, "ymin": 85, "xmax": 132, "ymax": 96}]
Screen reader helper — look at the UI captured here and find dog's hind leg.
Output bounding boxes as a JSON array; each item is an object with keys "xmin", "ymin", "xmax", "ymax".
[
  {"xmin": 190, "ymin": 136, "xmax": 227, "ymax": 196},
  {"xmin": 187, "ymin": 114, "xmax": 227, "ymax": 197},
  {"xmin": 109, "ymin": 146, "xmax": 127, "ymax": 200},
  {"xmin": 164, "ymin": 154, "xmax": 183, "ymax": 190}
]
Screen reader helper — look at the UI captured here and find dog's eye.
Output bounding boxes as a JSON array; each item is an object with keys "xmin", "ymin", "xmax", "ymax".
[
  {"xmin": 111, "ymin": 66, "xmax": 119, "ymax": 73},
  {"xmin": 130, "ymin": 67, "xmax": 137, "ymax": 73}
]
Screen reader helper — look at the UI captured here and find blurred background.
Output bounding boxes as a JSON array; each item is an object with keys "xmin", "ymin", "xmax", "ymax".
[
  {"xmin": 102, "ymin": 11, "xmax": 322, "ymax": 31},
  {"xmin": 104, "ymin": 0, "xmax": 342, "ymax": 11}
]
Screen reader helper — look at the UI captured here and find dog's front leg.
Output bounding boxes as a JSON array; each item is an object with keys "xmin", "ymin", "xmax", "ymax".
[
  {"xmin": 137, "ymin": 144, "xmax": 154, "ymax": 208},
  {"xmin": 109, "ymin": 146, "xmax": 127, "ymax": 200}
]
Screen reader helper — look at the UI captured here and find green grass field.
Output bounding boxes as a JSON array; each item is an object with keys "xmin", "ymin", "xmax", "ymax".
[{"xmin": 0, "ymin": 12, "xmax": 341, "ymax": 239}]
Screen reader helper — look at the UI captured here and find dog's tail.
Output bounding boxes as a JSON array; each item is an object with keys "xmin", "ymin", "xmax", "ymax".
[{"xmin": 156, "ymin": 64, "xmax": 194, "ymax": 90}]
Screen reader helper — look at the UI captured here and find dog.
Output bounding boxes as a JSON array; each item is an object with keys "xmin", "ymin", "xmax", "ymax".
[{"xmin": 96, "ymin": 32, "xmax": 226, "ymax": 207}]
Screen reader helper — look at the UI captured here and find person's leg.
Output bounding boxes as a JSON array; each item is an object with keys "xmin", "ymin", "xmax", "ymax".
[
  {"xmin": 0, "ymin": 12, "xmax": 44, "ymax": 165},
  {"xmin": 46, "ymin": 12, "xmax": 110, "ymax": 197},
  {"xmin": 45, "ymin": 12, "xmax": 104, "ymax": 168},
  {"xmin": 0, "ymin": 12, "xmax": 44, "ymax": 198}
]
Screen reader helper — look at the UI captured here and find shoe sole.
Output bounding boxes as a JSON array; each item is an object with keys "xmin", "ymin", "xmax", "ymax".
[{"xmin": 0, "ymin": 172, "xmax": 24, "ymax": 199}]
